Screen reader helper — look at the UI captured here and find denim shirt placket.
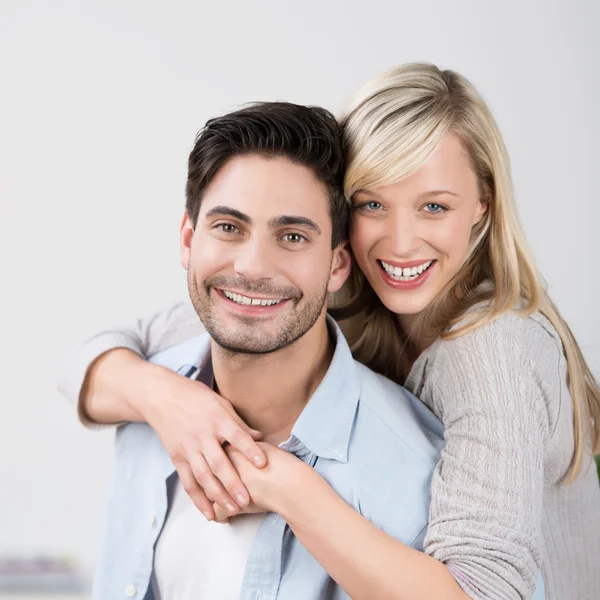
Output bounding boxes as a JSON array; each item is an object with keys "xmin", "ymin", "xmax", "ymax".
[{"xmin": 239, "ymin": 438, "xmax": 317, "ymax": 600}]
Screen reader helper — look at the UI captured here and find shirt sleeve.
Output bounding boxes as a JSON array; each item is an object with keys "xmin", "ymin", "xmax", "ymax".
[
  {"xmin": 423, "ymin": 315, "xmax": 559, "ymax": 600},
  {"xmin": 56, "ymin": 301, "xmax": 203, "ymax": 422}
]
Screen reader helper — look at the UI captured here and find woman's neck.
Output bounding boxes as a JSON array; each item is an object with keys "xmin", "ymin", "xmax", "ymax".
[{"xmin": 397, "ymin": 313, "xmax": 440, "ymax": 361}]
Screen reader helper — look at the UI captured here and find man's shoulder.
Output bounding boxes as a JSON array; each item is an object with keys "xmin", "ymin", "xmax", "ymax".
[
  {"xmin": 326, "ymin": 362, "xmax": 442, "ymax": 548},
  {"xmin": 148, "ymin": 332, "xmax": 212, "ymax": 371},
  {"xmin": 351, "ymin": 360, "xmax": 444, "ymax": 470}
]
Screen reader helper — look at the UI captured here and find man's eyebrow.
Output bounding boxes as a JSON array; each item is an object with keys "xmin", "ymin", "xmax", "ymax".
[
  {"xmin": 204, "ymin": 206, "xmax": 252, "ymax": 223},
  {"xmin": 269, "ymin": 215, "xmax": 322, "ymax": 235}
]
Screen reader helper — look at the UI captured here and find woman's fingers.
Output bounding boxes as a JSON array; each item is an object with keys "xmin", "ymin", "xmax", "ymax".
[
  {"xmin": 203, "ymin": 442, "xmax": 251, "ymax": 508},
  {"xmin": 190, "ymin": 454, "xmax": 239, "ymax": 516},
  {"xmin": 213, "ymin": 503, "xmax": 232, "ymax": 523},
  {"xmin": 146, "ymin": 377, "xmax": 267, "ymax": 519},
  {"xmin": 219, "ymin": 399, "xmax": 264, "ymax": 441},
  {"xmin": 176, "ymin": 462, "xmax": 214, "ymax": 521},
  {"xmin": 222, "ymin": 420, "xmax": 267, "ymax": 468}
]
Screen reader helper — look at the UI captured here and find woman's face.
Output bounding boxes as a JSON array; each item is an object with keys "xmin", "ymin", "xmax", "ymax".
[{"xmin": 349, "ymin": 133, "xmax": 487, "ymax": 322}]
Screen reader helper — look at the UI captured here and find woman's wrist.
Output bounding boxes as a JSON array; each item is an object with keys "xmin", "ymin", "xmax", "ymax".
[
  {"xmin": 81, "ymin": 349, "xmax": 149, "ymax": 423},
  {"xmin": 268, "ymin": 457, "xmax": 328, "ymax": 519},
  {"xmin": 129, "ymin": 357, "xmax": 179, "ymax": 421}
]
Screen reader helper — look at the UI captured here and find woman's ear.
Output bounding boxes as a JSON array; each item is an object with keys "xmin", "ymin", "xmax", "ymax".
[
  {"xmin": 328, "ymin": 243, "xmax": 352, "ymax": 293},
  {"xmin": 474, "ymin": 196, "xmax": 489, "ymax": 226},
  {"xmin": 180, "ymin": 212, "xmax": 194, "ymax": 270}
]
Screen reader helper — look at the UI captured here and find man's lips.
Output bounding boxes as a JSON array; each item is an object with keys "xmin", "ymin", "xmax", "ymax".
[
  {"xmin": 214, "ymin": 288, "xmax": 292, "ymax": 313},
  {"xmin": 220, "ymin": 288, "xmax": 285, "ymax": 305}
]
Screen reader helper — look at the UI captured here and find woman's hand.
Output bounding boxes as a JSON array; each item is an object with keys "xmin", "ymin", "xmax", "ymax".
[
  {"xmin": 211, "ymin": 442, "xmax": 313, "ymax": 522},
  {"xmin": 134, "ymin": 361, "xmax": 268, "ymax": 521}
]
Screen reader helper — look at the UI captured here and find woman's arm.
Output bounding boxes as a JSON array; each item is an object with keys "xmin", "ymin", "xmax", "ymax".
[
  {"xmin": 219, "ymin": 315, "xmax": 551, "ymax": 600},
  {"xmin": 416, "ymin": 315, "xmax": 554, "ymax": 599},
  {"xmin": 219, "ymin": 445, "xmax": 468, "ymax": 600},
  {"xmin": 282, "ymin": 471, "xmax": 469, "ymax": 600},
  {"xmin": 56, "ymin": 301, "xmax": 202, "ymax": 425},
  {"xmin": 56, "ymin": 301, "xmax": 266, "ymax": 519}
]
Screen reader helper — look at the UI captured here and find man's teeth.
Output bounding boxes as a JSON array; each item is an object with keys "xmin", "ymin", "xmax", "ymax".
[
  {"xmin": 222, "ymin": 290, "xmax": 283, "ymax": 306},
  {"xmin": 380, "ymin": 260, "xmax": 433, "ymax": 281}
]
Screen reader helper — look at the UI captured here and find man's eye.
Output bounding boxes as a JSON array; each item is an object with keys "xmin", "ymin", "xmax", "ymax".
[
  {"xmin": 283, "ymin": 233, "xmax": 306, "ymax": 244},
  {"xmin": 217, "ymin": 223, "xmax": 239, "ymax": 233}
]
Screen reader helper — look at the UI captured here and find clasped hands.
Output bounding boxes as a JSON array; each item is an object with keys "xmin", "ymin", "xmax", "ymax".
[{"xmin": 211, "ymin": 442, "xmax": 303, "ymax": 522}]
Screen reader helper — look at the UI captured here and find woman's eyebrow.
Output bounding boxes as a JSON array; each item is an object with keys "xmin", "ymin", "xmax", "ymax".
[{"xmin": 416, "ymin": 190, "xmax": 460, "ymax": 199}]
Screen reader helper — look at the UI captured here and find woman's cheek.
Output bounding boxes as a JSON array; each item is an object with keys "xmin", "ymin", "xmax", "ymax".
[
  {"xmin": 349, "ymin": 218, "xmax": 376, "ymax": 264},
  {"xmin": 432, "ymin": 216, "xmax": 472, "ymax": 261}
]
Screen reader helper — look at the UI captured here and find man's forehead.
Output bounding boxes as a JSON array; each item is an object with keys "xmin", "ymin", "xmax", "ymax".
[{"xmin": 199, "ymin": 155, "xmax": 331, "ymax": 222}]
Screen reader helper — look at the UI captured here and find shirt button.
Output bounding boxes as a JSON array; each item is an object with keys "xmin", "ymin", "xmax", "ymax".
[
  {"xmin": 150, "ymin": 514, "xmax": 157, "ymax": 525},
  {"xmin": 125, "ymin": 584, "xmax": 137, "ymax": 596}
]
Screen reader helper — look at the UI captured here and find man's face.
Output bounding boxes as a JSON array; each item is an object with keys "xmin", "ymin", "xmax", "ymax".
[{"xmin": 180, "ymin": 154, "xmax": 350, "ymax": 354}]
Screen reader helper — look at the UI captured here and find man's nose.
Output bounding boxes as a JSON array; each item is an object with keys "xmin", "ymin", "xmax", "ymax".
[{"xmin": 233, "ymin": 237, "xmax": 277, "ymax": 281}]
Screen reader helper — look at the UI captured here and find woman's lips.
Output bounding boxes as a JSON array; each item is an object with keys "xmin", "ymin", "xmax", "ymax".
[{"xmin": 377, "ymin": 260, "xmax": 436, "ymax": 290}]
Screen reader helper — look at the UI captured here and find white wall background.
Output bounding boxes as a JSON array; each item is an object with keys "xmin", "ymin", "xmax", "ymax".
[{"xmin": 1, "ymin": 0, "xmax": 598, "ymax": 583}]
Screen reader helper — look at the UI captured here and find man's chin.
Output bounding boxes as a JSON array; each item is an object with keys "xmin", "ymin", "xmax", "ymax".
[
  {"xmin": 211, "ymin": 335, "xmax": 285, "ymax": 356},
  {"xmin": 207, "ymin": 320, "xmax": 313, "ymax": 356}
]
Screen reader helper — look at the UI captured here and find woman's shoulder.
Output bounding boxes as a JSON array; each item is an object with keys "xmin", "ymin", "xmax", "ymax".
[
  {"xmin": 446, "ymin": 309, "xmax": 563, "ymax": 357},
  {"xmin": 409, "ymin": 310, "xmax": 565, "ymax": 431},
  {"xmin": 412, "ymin": 309, "xmax": 562, "ymax": 373},
  {"xmin": 436, "ymin": 310, "xmax": 565, "ymax": 384}
]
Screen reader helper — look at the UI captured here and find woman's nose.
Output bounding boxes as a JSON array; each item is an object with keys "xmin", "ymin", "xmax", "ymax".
[{"xmin": 388, "ymin": 212, "xmax": 421, "ymax": 258}]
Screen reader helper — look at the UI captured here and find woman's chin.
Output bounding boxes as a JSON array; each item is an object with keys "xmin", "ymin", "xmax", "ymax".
[{"xmin": 375, "ymin": 287, "xmax": 436, "ymax": 321}]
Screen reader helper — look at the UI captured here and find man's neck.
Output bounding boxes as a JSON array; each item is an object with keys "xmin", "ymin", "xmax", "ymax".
[{"xmin": 210, "ymin": 313, "xmax": 334, "ymax": 446}]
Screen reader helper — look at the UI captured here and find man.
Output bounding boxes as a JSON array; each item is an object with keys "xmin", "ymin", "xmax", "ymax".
[{"xmin": 84, "ymin": 102, "xmax": 444, "ymax": 599}]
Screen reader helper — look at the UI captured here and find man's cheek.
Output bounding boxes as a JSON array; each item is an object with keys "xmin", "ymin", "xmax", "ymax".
[
  {"xmin": 192, "ymin": 245, "xmax": 229, "ymax": 274},
  {"xmin": 283, "ymin": 256, "xmax": 322, "ymax": 284}
]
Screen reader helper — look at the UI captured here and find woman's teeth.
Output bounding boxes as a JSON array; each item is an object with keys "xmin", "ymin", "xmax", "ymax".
[
  {"xmin": 222, "ymin": 290, "xmax": 283, "ymax": 306},
  {"xmin": 380, "ymin": 260, "xmax": 433, "ymax": 281}
]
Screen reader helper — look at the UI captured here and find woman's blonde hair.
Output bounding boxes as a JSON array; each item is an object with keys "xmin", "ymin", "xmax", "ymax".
[{"xmin": 332, "ymin": 63, "xmax": 599, "ymax": 481}]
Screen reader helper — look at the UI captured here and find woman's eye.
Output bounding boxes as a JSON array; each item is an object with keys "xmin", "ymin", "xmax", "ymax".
[
  {"xmin": 423, "ymin": 203, "xmax": 447, "ymax": 214},
  {"xmin": 283, "ymin": 233, "xmax": 306, "ymax": 244},
  {"xmin": 355, "ymin": 200, "xmax": 383, "ymax": 211}
]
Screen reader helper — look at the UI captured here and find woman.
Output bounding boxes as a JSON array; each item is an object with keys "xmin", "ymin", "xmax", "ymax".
[{"xmin": 59, "ymin": 64, "xmax": 600, "ymax": 599}]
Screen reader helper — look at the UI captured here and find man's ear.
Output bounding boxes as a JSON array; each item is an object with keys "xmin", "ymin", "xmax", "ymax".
[
  {"xmin": 327, "ymin": 242, "xmax": 352, "ymax": 293},
  {"xmin": 180, "ymin": 212, "xmax": 194, "ymax": 270}
]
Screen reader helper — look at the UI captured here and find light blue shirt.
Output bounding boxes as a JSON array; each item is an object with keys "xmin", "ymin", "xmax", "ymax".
[{"xmin": 92, "ymin": 318, "xmax": 544, "ymax": 599}]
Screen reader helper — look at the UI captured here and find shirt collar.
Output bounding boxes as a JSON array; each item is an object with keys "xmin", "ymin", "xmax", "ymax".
[
  {"xmin": 175, "ymin": 315, "xmax": 361, "ymax": 465},
  {"xmin": 283, "ymin": 316, "xmax": 360, "ymax": 463}
]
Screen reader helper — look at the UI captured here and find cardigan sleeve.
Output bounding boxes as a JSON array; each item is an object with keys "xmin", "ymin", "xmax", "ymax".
[
  {"xmin": 56, "ymin": 301, "xmax": 202, "ymax": 424},
  {"xmin": 422, "ymin": 314, "xmax": 560, "ymax": 600}
]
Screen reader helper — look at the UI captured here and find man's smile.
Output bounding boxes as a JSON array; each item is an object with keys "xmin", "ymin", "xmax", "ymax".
[{"xmin": 214, "ymin": 288, "xmax": 292, "ymax": 315}]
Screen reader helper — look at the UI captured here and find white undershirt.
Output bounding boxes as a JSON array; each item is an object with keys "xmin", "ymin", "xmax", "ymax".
[{"xmin": 153, "ymin": 478, "xmax": 264, "ymax": 600}]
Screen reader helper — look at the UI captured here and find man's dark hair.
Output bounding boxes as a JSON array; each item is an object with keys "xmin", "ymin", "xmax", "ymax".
[{"xmin": 185, "ymin": 102, "xmax": 348, "ymax": 248}]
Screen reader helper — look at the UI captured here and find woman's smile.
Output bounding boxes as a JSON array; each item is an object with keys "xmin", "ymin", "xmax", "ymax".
[{"xmin": 377, "ymin": 258, "xmax": 436, "ymax": 289}]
